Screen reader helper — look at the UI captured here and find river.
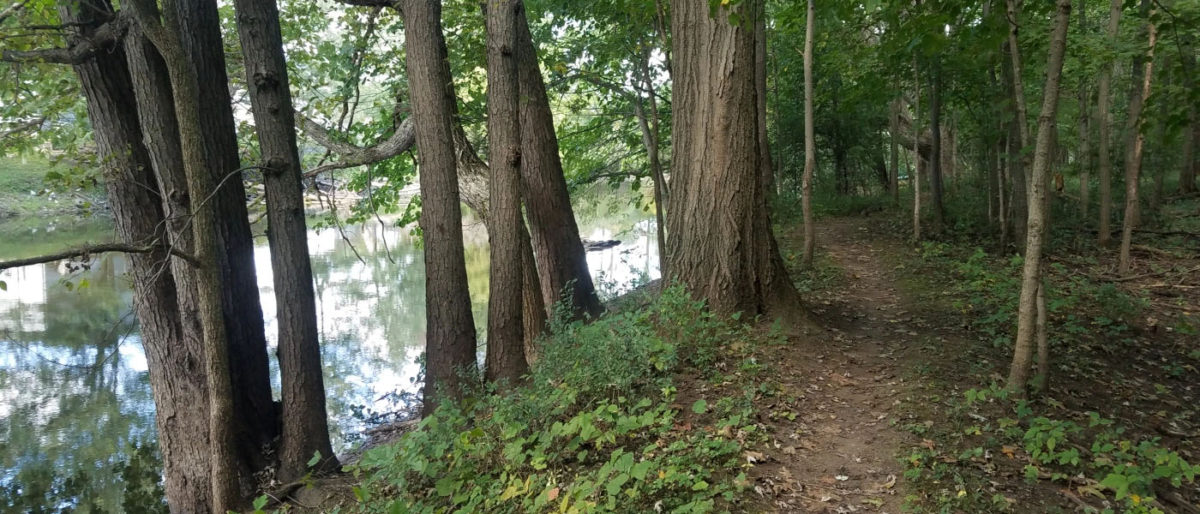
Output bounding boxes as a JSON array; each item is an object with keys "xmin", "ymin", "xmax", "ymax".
[{"xmin": 0, "ymin": 204, "xmax": 659, "ymax": 511}]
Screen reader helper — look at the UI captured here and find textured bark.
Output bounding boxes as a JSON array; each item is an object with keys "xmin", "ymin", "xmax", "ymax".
[
  {"xmin": 890, "ymin": 97, "xmax": 901, "ymax": 204},
  {"xmin": 400, "ymin": 0, "xmax": 480, "ymax": 414},
  {"xmin": 62, "ymin": 3, "xmax": 210, "ymax": 511},
  {"xmin": 632, "ymin": 53, "xmax": 668, "ymax": 276},
  {"xmin": 127, "ymin": 0, "xmax": 242, "ymax": 507},
  {"xmin": 174, "ymin": 0, "xmax": 279, "ymax": 453},
  {"xmin": 1007, "ymin": 0, "xmax": 1071, "ymax": 398},
  {"xmin": 667, "ymin": 0, "xmax": 800, "ymax": 317},
  {"xmin": 513, "ymin": 7, "xmax": 601, "ymax": 319},
  {"xmin": 801, "ymin": 0, "xmax": 815, "ymax": 268},
  {"xmin": 912, "ymin": 60, "xmax": 922, "ymax": 241},
  {"xmin": 1119, "ymin": 4, "xmax": 1156, "ymax": 276},
  {"xmin": 1031, "ymin": 282, "xmax": 1049, "ymax": 394},
  {"xmin": 1077, "ymin": 0, "xmax": 1091, "ymax": 219},
  {"xmin": 232, "ymin": 0, "xmax": 337, "ymax": 480},
  {"xmin": 929, "ymin": 62, "xmax": 945, "ymax": 230},
  {"xmin": 1097, "ymin": 0, "xmax": 1122, "ymax": 247},
  {"xmin": 485, "ymin": 0, "xmax": 529, "ymax": 383},
  {"xmin": 755, "ymin": 6, "xmax": 774, "ymax": 201}
]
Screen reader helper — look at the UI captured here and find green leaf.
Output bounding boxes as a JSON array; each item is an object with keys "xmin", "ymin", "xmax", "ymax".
[
  {"xmin": 692, "ymin": 480, "xmax": 709, "ymax": 491},
  {"xmin": 0, "ymin": 280, "xmax": 6, "ymax": 291},
  {"xmin": 691, "ymin": 399, "xmax": 708, "ymax": 414},
  {"xmin": 307, "ymin": 450, "xmax": 322, "ymax": 467},
  {"xmin": 252, "ymin": 495, "xmax": 269, "ymax": 510}
]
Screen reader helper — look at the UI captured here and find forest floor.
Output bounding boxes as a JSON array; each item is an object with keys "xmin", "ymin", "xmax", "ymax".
[{"xmin": 725, "ymin": 213, "xmax": 1200, "ymax": 513}]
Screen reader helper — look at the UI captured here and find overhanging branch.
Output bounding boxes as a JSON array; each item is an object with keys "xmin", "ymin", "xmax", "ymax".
[
  {"xmin": 0, "ymin": 11, "xmax": 130, "ymax": 64},
  {"xmin": 299, "ymin": 115, "xmax": 415, "ymax": 177},
  {"xmin": 0, "ymin": 241, "xmax": 199, "ymax": 271}
]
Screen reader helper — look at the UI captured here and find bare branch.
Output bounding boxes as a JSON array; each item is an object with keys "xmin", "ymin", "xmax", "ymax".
[
  {"xmin": 0, "ymin": 241, "xmax": 199, "ymax": 271},
  {"xmin": 0, "ymin": 116, "xmax": 43, "ymax": 139},
  {"xmin": 299, "ymin": 115, "xmax": 415, "ymax": 177}
]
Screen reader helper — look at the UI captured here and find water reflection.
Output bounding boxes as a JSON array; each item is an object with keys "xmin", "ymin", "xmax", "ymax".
[{"xmin": 0, "ymin": 208, "xmax": 658, "ymax": 508}]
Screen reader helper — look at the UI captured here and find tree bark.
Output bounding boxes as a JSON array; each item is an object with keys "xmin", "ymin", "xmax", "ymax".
[
  {"xmin": 399, "ymin": 0, "xmax": 481, "ymax": 413},
  {"xmin": 514, "ymin": 6, "xmax": 602, "ymax": 319},
  {"xmin": 123, "ymin": 28, "xmax": 212, "ymax": 511},
  {"xmin": 801, "ymin": 0, "xmax": 815, "ymax": 269},
  {"xmin": 1007, "ymin": 0, "xmax": 1071, "ymax": 398},
  {"xmin": 1097, "ymin": 0, "xmax": 1122, "ymax": 247},
  {"xmin": 1002, "ymin": 44, "xmax": 1028, "ymax": 245},
  {"xmin": 485, "ymin": 0, "xmax": 529, "ymax": 383},
  {"xmin": 667, "ymin": 0, "xmax": 800, "ymax": 317},
  {"xmin": 232, "ymin": 0, "xmax": 338, "ymax": 480},
  {"xmin": 890, "ymin": 96, "xmax": 901, "ymax": 204},
  {"xmin": 929, "ymin": 61, "xmax": 945, "ymax": 230},
  {"xmin": 912, "ymin": 59, "xmax": 922, "ymax": 241},
  {"xmin": 756, "ymin": 4, "xmax": 775, "ymax": 202},
  {"xmin": 1078, "ymin": 0, "xmax": 1091, "ymax": 219},
  {"xmin": 174, "ymin": 0, "xmax": 279, "ymax": 457},
  {"xmin": 127, "ymin": 0, "xmax": 242, "ymax": 507},
  {"xmin": 1119, "ymin": 3, "xmax": 1156, "ymax": 276},
  {"xmin": 61, "ymin": 3, "xmax": 211, "ymax": 511}
]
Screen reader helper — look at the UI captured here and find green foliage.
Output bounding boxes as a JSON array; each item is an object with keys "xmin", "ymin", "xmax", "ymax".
[{"xmin": 349, "ymin": 286, "xmax": 750, "ymax": 513}]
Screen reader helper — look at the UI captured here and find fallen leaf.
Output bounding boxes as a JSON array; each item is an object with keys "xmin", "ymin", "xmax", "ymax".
[
  {"xmin": 920, "ymin": 439, "xmax": 936, "ymax": 450},
  {"xmin": 546, "ymin": 487, "xmax": 560, "ymax": 501},
  {"xmin": 745, "ymin": 451, "xmax": 766, "ymax": 464}
]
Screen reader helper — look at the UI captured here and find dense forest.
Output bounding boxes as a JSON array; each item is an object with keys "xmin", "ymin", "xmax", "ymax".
[{"xmin": 1, "ymin": 0, "xmax": 1198, "ymax": 512}]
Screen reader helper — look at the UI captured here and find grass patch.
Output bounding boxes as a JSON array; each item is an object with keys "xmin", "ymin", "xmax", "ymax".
[{"xmin": 0, "ymin": 155, "xmax": 102, "ymax": 219}]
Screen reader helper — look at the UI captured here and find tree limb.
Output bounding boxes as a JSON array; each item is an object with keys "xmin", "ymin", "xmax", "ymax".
[
  {"xmin": 0, "ymin": 242, "xmax": 199, "ymax": 271},
  {"xmin": 0, "ymin": 11, "xmax": 130, "ymax": 64},
  {"xmin": 0, "ymin": 116, "xmax": 43, "ymax": 140},
  {"xmin": 298, "ymin": 115, "xmax": 415, "ymax": 177}
]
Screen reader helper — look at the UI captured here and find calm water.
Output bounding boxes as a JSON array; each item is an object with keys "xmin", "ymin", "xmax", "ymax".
[{"xmin": 0, "ymin": 206, "xmax": 658, "ymax": 511}]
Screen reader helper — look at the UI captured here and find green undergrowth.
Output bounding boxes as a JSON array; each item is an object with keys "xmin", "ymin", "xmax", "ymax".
[
  {"xmin": 894, "ymin": 237, "xmax": 1199, "ymax": 513},
  {"xmin": 340, "ymin": 286, "xmax": 769, "ymax": 513}
]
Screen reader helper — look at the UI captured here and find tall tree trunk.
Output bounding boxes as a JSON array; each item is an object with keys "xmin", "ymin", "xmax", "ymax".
[
  {"xmin": 401, "ymin": 0, "xmax": 481, "ymax": 413},
  {"xmin": 667, "ymin": 0, "xmax": 800, "ymax": 317},
  {"xmin": 1003, "ymin": 46, "xmax": 1028, "ymax": 245},
  {"xmin": 1007, "ymin": 0, "xmax": 1071, "ymax": 398},
  {"xmin": 801, "ymin": 0, "xmax": 816, "ymax": 269},
  {"xmin": 756, "ymin": 4, "xmax": 775, "ymax": 201},
  {"xmin": 121, "ymin": 26, "xmax": 214, "ymax": 512},
  {"xmin": 127, "ymin": 0, "xmax": 242, "ymax": 507},
  {"xmin": 1119, "ymin": 3, "xmax": 1157, "ymax": 276},
  {"xmin": 174, "ymin": 0, "xmax": 279, "ymax": 457},
  {"xmin": 63, "ymin": 4, "xmax": 211, "ymax": 511},
  {"xmin": 912, "ymin": 59, "xmax": 922, "ymax": 241},
  {"xmin": 1097, "ymin": 0, "xmax": 1122, "ymax": 247},
  {"xmin": 1185, "ymin": 117, "xmax": 1198, "ymax": 194},
  {"xmin": 1003, "ymin": 5, "xmax": 1030, "ymax": 246},
  {"xmin": 929, "ymin": 61, "xmax": 945, "ymax": 230},
  {"xmin": 513, "ymin": 7, "xmax": 602, "ymax": 319},
  {"xmin": 1031, "ymin": 281, "xmax": 1049, "ymax": 393},
  {"xmin": 232, "ymin": 0, "xmax": 337, "ymax": 480},
  {"xmin": 998, "ymin": 132, "xmax": 1009, "ymax": 245},
  {"xmin": 1078, "ymin": 0, "xmax": 1091, "ymax": 219},
  {"xmin": 632, "ymin": 66, "xmax": 668, "ymax": 277},
  {"xmin": 890, "ymin": 96, "xmax": 901, "ymax": 204},
  {"xmin": 485, "ymin": 0, "xmax": 529, "ymax": 383}
]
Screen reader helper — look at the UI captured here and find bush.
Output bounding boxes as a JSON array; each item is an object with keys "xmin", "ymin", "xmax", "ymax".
[{"xmin": 348, "ymin": 286, "xmax": 749, "ymax": 513}]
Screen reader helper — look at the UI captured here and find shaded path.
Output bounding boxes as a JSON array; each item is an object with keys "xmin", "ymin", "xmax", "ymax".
[{"xmin": 749, "ymin": 216, "xmax": 924, "ymax": 513}]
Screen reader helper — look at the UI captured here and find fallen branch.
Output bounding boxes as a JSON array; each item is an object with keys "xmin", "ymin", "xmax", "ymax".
[{"xmin": 0, "ymin": 241, "xmax": 198, "ymax": 271}]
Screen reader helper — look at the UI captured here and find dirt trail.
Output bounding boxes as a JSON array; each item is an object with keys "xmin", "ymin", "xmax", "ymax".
[{"xmin": 750, "ymin": 216, "xmax": 923, "ymax": 513}]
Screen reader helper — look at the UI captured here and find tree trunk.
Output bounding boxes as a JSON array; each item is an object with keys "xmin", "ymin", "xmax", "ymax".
[
  {"xmin": 890, "ymin": 96, "xmax": 901, "ymax": 204},
  {"xmin": 1031, "ymin": 281, "xmax": 1049, "ymax": 394},
  {"xmin": 513, "ymin": 6, "xmax": 602, "ymax": 319},
  {"xmin": 232, "ymin": 0, "xmax": 338, "ymax": 480},
  {"xmin": 401, "ymin": 0, "xmax": 481, "ymax": 413},
  {"xmin": 63, "ymin": 4, "xmax": 211, "ymax": 511},
  {"xmin": 485, "ymin": 0, "xmax": 529, "ymax": 383},
  {"xmin": 127, "ymin": 0, "xmax": 243, "ymax": 507},
  {"xmin": 1097, "ymin": 0, "xmax": 1122, "ymax": 247},
  {"xmin": 1119, "ymin": 3, "xmax": 1156, "ymax": 276},
  {"xmin": 1078, "ymin": 0, "xmax": 1091, "ymax": 219},
  {"xmin": 756, "ymin": 5, "xmax": 775, "ymax": 201},
  {"xmin": 1004, "ymin": 54, "xmax": 1028, "ymax": 244},
  {"xmin": 929, "ymin": 61, "xmax": 945, "ymax": 230},
  {"xmin": 1007, "ymin": 0, "xmax": 1071, "ymax": 399},
  {"xmin": 912, "ymin": 59, "xmax": 922, "ymax": 241},
  {"xmin": 667, "ymin": 0, "xmax": 800, "ymax": 317},
  {"xmin": 801, "ymin": 0, "xmax": 816, "ymax": 269},
  {"xmin": 174, "ymin": 0, "xmax": 279, "ymax": 457},
  {"xmin": 632, "ymin": 52, "xmax": 668, "ymax": 277},
  {"xmin": 1184, "ymin": 117, "xmax": 1198, "ymax": 194},
  {"xmin": 120, "ymin": 25, "xmax": 214, "ymax": 514},
  {"xmin": 1003, "ymin": 7, "xmax": 1030, "ymax": 246}
]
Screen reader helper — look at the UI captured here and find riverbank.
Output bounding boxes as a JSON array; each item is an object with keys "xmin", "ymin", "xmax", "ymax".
[{"xmin": 0, "ymin": 157, "xmax": 106, "ymax": 223}]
